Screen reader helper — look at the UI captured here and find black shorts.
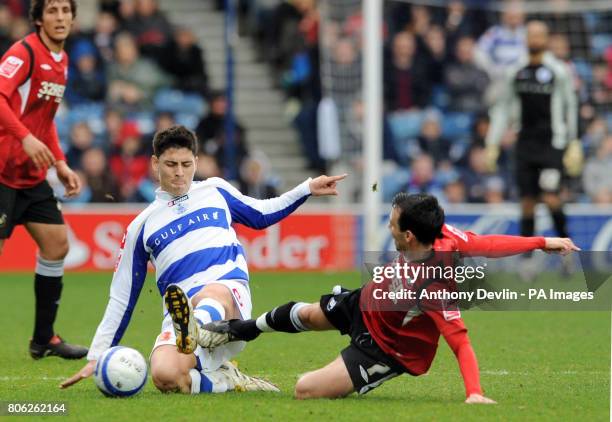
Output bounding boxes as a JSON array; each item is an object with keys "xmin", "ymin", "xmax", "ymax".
[
  {"xmin": 0, "ymin": 180, "xmax": 64, "ymax": 239},
  {"xmin": 516, "ymin": 149, "xmax": 564, "ymax": 197},
  {"xmin": 320, "ymin": 288, "xmax": 406, "ymax": 395}
]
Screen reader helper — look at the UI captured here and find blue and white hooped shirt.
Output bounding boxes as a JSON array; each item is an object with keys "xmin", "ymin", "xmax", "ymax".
[{"xmin": 87, "ymin": 177, "xmax": 312, "ymax": 360}]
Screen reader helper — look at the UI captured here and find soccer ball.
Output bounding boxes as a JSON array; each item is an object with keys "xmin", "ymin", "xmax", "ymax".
[{"xmin": 93, "ymin": 346, "xmax": 148, "ymax": 397}]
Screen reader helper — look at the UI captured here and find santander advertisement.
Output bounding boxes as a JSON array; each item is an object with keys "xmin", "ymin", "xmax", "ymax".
[
  {"xmin": 1, "ymin": 205, "xmax": 609, "ymax": 272},
  {"xmin": 0, "ymin": 210, "xmax": 358, "ymax": 271}
]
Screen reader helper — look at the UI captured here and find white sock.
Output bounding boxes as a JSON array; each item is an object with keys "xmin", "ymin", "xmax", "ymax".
[
  {"xmin": 193, "ymin": 298, "xmax": 226, "ymax": 326},
  {"xmin": 189, "ymin": 368, "xmax": 230, "ymax": 394}
]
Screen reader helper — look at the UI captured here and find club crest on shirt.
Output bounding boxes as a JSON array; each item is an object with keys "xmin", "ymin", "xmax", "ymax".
[
  {"xmin": 40, "ymin": 63, "xmax": 52, "ymax": 71},
  {"xmin": 0, "ymin": 56, "xmax": 24, "ymax": 78},
  {"xmin": 174, "ymin": 202, "xmax": 187, "ymax": 214},
  {"xmin": 536, "ymin": 67, "xmax": 553, "ymax": 84}
]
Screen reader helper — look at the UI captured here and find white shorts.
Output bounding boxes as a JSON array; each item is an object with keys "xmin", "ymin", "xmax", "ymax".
[{"xmin": 151, "ymin": 280, "xmax": 252, "ymax": 372}]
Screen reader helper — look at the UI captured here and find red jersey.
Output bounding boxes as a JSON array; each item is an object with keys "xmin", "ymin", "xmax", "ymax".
[
  {"xmin": 0, "ymin": 33, "xmax": 68, "ymax": 189},
  {"xmin": 361, "ymin": 224, "xmax": 545, "ymax": 396}
]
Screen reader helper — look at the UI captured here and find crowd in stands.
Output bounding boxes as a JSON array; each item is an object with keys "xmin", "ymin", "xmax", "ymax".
[
  {"xmin": 233, "ymin": 0, "xmax": 611, "ymax": 205},
  {"xmin": 1, "ymin": 0, "xmax": 280, "ymax": 203},
  {"xmin": 0, "ymin": 0, "xmax": 610, "ymax": 204}
]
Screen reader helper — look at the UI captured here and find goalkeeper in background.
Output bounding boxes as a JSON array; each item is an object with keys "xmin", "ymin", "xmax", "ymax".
[{"xmin": 485, "ymin": 21, "xmax": 580, "ymax": 259}]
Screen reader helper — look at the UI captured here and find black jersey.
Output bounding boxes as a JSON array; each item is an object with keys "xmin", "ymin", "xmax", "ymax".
[{"xmin": 486, "ymin": 52, "xmax": 577, "ymax": 156}]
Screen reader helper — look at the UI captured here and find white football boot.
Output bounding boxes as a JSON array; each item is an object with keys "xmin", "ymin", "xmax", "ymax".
[{"xmin": 218, "ymin": 361, "xmax": 280, "ymax": 392}]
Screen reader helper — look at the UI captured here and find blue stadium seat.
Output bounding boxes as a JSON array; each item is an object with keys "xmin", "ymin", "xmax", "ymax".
[
  {"xmin": 388, "ymin": 110, "xmax": 423, "ymax": 141},
  {"xmin": 431, "ymin": 85, "xmax": 450, "ymax": 111},
  {"xmin": 127, "ymin": 111, "xmax": 156, "ymax": 135},
  {"xmin": 573, "ymin": 59, "xmax": 593, "ymax": 84},
  {"xmin": 590, "ymin": 34, "xmax": 612, "ymax": 57},
  {"xmin": 583, "ymin": 12, "xmax": 599, "ymax": 31},
  {"xmin": 153, "ymin": 89, "xmax": 208, "ymax": 117},
  {"xmin": 175, "ymin": 113, "xmax": 200, "ymax": 130},
  {"xmin": 441, "ymin": 112, "xmax": 474, "ymax": 142}
]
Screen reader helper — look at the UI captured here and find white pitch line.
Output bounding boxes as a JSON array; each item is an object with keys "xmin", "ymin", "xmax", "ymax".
[
  {"xmin": 0, "ymin": 376, "xmax": 65, "ymax": 381},
  {"xmin": 481, "ymin": 370, "xmax": 605, "ymax": 376}
]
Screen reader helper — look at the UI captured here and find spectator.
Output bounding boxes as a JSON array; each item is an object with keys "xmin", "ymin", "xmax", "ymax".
[
  {"xmin": 484, "ymin": 176, "xmax": 506, "ymax": 204},
  {"xmin": 66, "ymin": 122, "xmax": 96, "ymax": 170},
  {"xmin": 583, "ymin": 136, "xmax": 612, "ymax": 204},
  {"xmin": 106, "ymin": 32, "xmax": 172, "ymax": 110},
  {"xmin": 81, "ymin": 148, "xmax": 121, "ymax": 203},
  {"xmin": 195, "ymin": 91, "xmax": 249, "ymax": 177},
  {"xmin": 443, "ymin": 178, "xmax": 467, "ymax": 204},
  {"xmin": 0, "ymin": 5, "xmax": 12, "ymax": 54},
  {"xmin": 443, "ymin": 0, "xmax": 478, "ymax": 50},
  {"xmin": 239, "ymin": 151, "xmax": 279, "ymax": 199},
  {"xmin": 423, "ymin": 25, "xmax": 448, "ymax": 84},
  {"xmin": 130, "ymin": 165, "xmax": 160, "ymax": 203},
  {"xmin": 534, "ymin": 0, "xmax": 590, "ymax": 58},
  {"xmin": 109, "ymin": 122, "xmax": 150, "ymax": 200},
  {"xmin": 160, "ymin": 27, "xmax": 209, "ymax": 95},
  {"xmin": 461, "ymin": 146, "xmax": 496, "ymax": 203},
  {"xmin": 9, "ymin": 16, "xmax": 29, "ymax": 42},
  {"xmin": 445, "ymin": 36, "xmax": 489, "ymax": 113},
  {"xmin": 102, "ymin": 107, "xmax": 125, "ymax": 148},
  {"xmin": 130, "ymin": 0, "xmax": 173, "ymax": 65},
  {"xmin": 582, "ymin": 117, "xmax": 607, "ymax": 156},
  {"xmin": 384, "ymin": 31, "xmax": 430, "ymax": 111},
  {"xmin": 405, "ymin": 154, "xmax": 445, "ymax": 196},
  {"xmin": 475, "ymin": 0, "xmax": 526, "ymax": 91},
  {"xmin": 417, "ymin": 111, "xmax": 451, "ymax": 165},
  {"xmin": 406, "ymin": 5, "xmax": 432, "ymax": 45},
  {"xmin": 66, "ymin": 39, "xmax": 106, "ymax": 105},
  {"xmin": 92, "ymin": 11, "xmax": 118, "ymax": 64},
  {"xmin": 194, "ymin": 153, "xmax": 222, "ymax": 181}
]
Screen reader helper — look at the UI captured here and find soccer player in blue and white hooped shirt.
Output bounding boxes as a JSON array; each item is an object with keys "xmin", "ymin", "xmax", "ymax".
[{"xmin": 60, "ymin": 125, "xmax": 346, "ymax": 394}]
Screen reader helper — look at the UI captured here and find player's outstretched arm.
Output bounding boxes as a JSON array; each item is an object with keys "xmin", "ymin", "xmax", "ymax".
[
  {"xmin": 542, "ymin": 237, "xmax": 581, "ymax": 255},
  {"xmin": 59, "ymin": 360, "xmax": 96, "ymax": 389},
  {"xmin": 211, "ymin": 174, "xmax": 347, "ymax": 230}
]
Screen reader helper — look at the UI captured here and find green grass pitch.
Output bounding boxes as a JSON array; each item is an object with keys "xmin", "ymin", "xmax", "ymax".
[{"xmin": 0, "ymin": 272, "xmax": 609, "ymax": 421}]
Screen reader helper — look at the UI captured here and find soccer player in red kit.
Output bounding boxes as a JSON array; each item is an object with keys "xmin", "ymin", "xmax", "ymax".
[
  {"xmin": 0, "ymin": 0, "xmax": 87, "ymax": 359},
  {"xmin": 186, "ymin": 193, "xmax": 579, "ymax": 402}
]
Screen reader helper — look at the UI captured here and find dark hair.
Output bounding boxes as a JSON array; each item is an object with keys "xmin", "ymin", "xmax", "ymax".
[
  {"xmin": 391, "ymin": 193, "xmax": 445, "ymax": 245},
  {"xmin": 152, "ymin": 125, "xmax": 198, "ymax": 157},
  {"xmin": 30, "ymin": 0, "xmax": 78, "ymax": 27}
]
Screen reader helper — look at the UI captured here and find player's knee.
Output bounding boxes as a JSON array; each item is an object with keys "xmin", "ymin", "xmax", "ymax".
[
  {"xmin": 151, "ymin": 365, "xmax": 183, "ymax": 393},
  {"xmin": 294, "ymin": 372, "xmax": 334, "ymax": 400},
  {"xmin": 294, "ymin": 374, "xmax": 315, "ymax": 400},
  {"xmin": 297, "ymin": 303, "xmax": 327, "ymax": 330},
  {"xmin": 296, "ymin": 303, "xmax": 316, "ymax": 328},
  {"xmin": 40, "ymin": 237, "xmax": 69, "ymax": 261}
]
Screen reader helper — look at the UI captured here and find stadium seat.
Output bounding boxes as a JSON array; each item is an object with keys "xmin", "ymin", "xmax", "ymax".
[
  {"xmin": 590, "ymin": 34, "xmax": 612, "ymax": 57},
  {"xmin": 431, "ymin": 85, "xmax": 450, "ymax": 111},
  {"xmin": 153, "ymin": 89, "xmax": 208, "ymax": 117},
  {"xmin": 573, "ymin": 60, "xmax": 593, "ymax": 84},
  {"xmin": 441, "ymin": 112, "xmax": 474, "ymax": 143},
  {"xmin": 128, "ymin": 111, "xmax": 156, "ymax": 135},
  {"xmin": 175, "ymin": 113, "xmax": 200, "ymax": 131},
  {"xmin": 388, "ymin": 110, "xmax": 423, "ymax": 141}
]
